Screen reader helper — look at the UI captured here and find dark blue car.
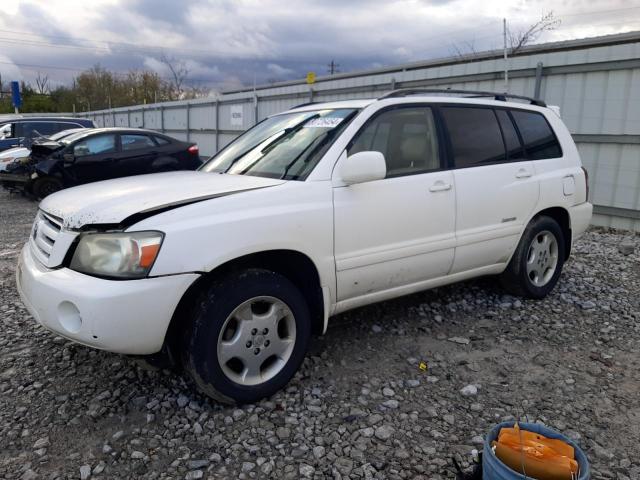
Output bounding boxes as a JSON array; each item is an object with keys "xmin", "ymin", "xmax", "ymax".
[{"xmin": 0, "ymin": 117, "xmax": 95, "ymax": 151}]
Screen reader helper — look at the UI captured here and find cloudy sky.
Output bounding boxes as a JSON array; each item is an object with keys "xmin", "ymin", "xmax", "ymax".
[{"xmin": 0, "ymin": 0, "xmax": 639, "ymax": 92}]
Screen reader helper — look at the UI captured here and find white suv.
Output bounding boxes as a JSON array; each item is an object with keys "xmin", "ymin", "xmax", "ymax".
[{"xmin": 17, "ymin": 90, "xmax": 592, "ymax": 404}]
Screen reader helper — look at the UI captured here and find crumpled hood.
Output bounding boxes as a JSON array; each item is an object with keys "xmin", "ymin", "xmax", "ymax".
[{"xmin": 40, "ymin": 171, "xmax": 285, "ymax": 230}]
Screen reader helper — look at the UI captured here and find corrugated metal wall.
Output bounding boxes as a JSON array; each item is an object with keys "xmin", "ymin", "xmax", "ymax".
[{"xmin": 80, "ymin": 32, "xmax": 640, "ymax": 231}]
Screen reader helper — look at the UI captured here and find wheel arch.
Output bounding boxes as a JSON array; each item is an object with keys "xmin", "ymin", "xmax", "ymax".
[
  {"xmin": 530, "ymin": 206, "xmax": 572, "ymax": 261},
  {"xmin": 163, "ymin": 249, "xmax": 326, "ymax": 362}
]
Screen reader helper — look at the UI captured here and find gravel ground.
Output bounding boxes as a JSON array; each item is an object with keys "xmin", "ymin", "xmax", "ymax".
[{"xmin": 1, "ymin": 188, "xmax": 639, "ymax": 480}]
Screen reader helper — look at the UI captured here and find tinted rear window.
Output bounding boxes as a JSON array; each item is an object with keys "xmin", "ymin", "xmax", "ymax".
[
  {"xmin": 442, "ymin": 107, "xmax": 504, "ymax": 168},
  {"xmin": 511, "ymin": 110, "xmax": 562, "ymax": 160}
]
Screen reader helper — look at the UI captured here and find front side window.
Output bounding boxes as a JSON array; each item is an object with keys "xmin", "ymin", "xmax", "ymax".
[
  {"xmin": 511, "ymin": 110, "xmax": 562, "ymax": 160},
  {"xmin": 201, "ymin": 108, "xmax": 357, "ymax": 180},
  {"xmin": 442, "ymin": 107, "xmax": 505, "ymax": 168},
  {"xmin": 121, "ymin": 134, "xmax": 155, "ymax": 151},
  {"xmin": 348, "ymin": 106, "xmax": 441, "ymax": 177},
  {"xmin": 73, "ymin": 134, "xmax": 117, "ymax": 157}
]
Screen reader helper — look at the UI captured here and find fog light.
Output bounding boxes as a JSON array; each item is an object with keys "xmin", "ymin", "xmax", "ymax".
[{"xmin": 57, "ymin": 301, "xmax": 82, "ymax": 333}]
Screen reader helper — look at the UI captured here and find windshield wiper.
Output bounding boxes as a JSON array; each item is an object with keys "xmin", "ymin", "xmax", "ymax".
[
  {"xmin": 223, "ymin": 114, "xmax": 320, "ymax": 174},
  {"xmin": 279, "ymin": 110, "xmax": 358, "ymax": 179}
]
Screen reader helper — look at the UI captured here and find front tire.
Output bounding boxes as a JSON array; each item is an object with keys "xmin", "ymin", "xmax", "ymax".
[
  {"xmin": 32, "ymin": 176, "xmax": 63, "ymax": 199},
  {"xmin": 500, "ymin": 215, "xmax": 565, "ymax": 299},
  {"xmin": 182, "ymin": 269, "xmax": 311, "ymax": 404}
]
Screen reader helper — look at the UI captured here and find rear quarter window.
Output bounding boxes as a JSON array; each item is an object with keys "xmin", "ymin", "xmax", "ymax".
[{"xmin": 511, "ymin": 110, "xmax": 562, "ymax": 160}]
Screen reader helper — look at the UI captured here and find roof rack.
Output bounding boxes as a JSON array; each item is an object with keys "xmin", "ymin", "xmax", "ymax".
[
  {"xmin": 378, "ymin": 88, "xmax": 547, "ymax": 107},
  {"xmin": 290, "ymin": 101, "xmax": 319, "ymax": 109}
]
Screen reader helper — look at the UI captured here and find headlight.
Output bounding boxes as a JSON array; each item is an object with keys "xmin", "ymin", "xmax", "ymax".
[{"xmin": 70, "ymin": 231, "xmax": 164, "ymax": 279}]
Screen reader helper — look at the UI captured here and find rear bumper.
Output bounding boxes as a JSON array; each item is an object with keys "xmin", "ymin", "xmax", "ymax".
[
  {"xmin": 569, "ymin": 202, "xmax": 593, "ymax": 241},
  {"xmin": 17, "ymin": 243, "xmax": 199, "ymax": 355}
]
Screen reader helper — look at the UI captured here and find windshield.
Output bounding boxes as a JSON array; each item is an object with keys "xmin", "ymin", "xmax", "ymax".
[{"xmin": 200, "ymin": 108, "xmax": 358, "ymax": 180}]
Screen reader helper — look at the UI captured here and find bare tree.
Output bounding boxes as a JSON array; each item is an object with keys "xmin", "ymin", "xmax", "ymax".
[
  {"xmin": 35, "ymin": 72, "xmax": 50, "ymax": 95},
  {"xmin": 159, "ymin": 53, "xmax": 190, "ymax": 100},
  {"xmin": 509, "ymin": 11, "xmax": 560, "ymax": 55},
  {"xmin": 449, "ymin": 40, "xmax": 479, "ymax": 59},
  {"xmin": 449, "ymin": 12, "xmax": 560, "ymax": 59}
]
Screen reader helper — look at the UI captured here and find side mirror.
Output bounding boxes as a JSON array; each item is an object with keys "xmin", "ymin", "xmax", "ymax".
[
  {"xmin": 339, "ymin": 151, "xmax": 386, "ymax": 185},
  {"xmin": 63, "ymin": 153, "xmax": 75, "ymax": 163}
]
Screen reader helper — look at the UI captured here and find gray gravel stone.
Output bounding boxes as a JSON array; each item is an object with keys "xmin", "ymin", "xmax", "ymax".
[
  {"xmin": 448, "ymin": 336, "xmax": 470, "ymax": 345},
  {"xmin": 374, "ymin": 424, "xmax": 395, "ymax": 440},
  {"xmin": 460, "ymin": 384, "xmax": 478, "ymax": 396},
  {"xmin": 80, "ymin": 465, "xmax": 91, "ymax": 480},
  {"xmin": 299, "ymin": 463, "xmax": 315, "ymax": 477},
  {"xmin": 0, "ymin": 192, "xmax": 637, "ymax": 480},
  {"xmin": 618, "ymin": 240, "xmax": 635, "ymax": 255}
]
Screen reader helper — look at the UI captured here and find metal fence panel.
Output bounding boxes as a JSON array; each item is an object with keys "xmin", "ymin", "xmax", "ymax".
[{"xmin": 77, "ymin": 32, "xmax": 640, "ymax": 230}]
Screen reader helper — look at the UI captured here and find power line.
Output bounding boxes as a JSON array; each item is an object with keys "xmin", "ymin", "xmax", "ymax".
[{"xmin": 327, "ymin": 60, "xmax": 340, "ymax": 75}]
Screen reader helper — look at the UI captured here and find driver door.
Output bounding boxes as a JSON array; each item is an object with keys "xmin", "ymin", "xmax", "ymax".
[
  {"xmin": 333, "ymin": 105, "xmax": 456, "ymax": 302},
  {"xmin": 67, "ymin": 133, "xmax": 119, "ymax": 184}
]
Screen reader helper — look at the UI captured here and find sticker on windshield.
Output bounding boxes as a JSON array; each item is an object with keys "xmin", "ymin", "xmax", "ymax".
[{"xmin": 304, "ymin": 117, "xmax": 344, "ymax": 128}]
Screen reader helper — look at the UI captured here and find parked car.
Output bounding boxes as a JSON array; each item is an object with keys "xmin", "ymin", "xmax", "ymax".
[
  {"xmin": 0, "ymin": 128, "xmax": 87, "ymax": 174},
  {"xmin": 0, "ymin": 117, "xmax": 95, "ymax": 151},
  {"xmin": 16, "ymin": 90, "xmax": 592, "ymax": 404},
  {"xmin": 2, "ymin": 127, "xmax": 201, "ymax": 198}
]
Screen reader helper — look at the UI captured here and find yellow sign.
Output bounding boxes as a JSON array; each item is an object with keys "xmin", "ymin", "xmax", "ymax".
[{"xmin": 306, "ymin": 72, "xmax": 316, "ymax": 85}]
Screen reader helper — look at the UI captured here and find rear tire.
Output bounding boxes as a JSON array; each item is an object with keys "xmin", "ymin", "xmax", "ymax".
[
  {"xmin": 500, "ymin": 215, "xmax": 565, "ymax": 299},
  {"xmin": 32, "ymin": 176, "xmax": 63, "ymax": 199},
  {"xmin": 182, "ymin": 269, "xmax": 311, "ymax": 404}
]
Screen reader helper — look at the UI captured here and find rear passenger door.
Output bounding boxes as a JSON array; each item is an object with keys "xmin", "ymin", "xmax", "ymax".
[
  {"xmin": 333, "ymin": 105, "xmax": 456, "ymax": 301},
  {"xmin": 114, "ymin": 133, "xmax": 159, "ymax": 176},
  {"xmin": 440, "ymin": 106, "xmax": 539, "ymax": 274}
]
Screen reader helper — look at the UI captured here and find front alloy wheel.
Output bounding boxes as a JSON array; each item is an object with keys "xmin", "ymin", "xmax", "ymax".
[
  {"xmin": 183, "ymin": 269, "xmax": 311, "ymax": 404},
  {"xmin": 217, "ymin": 296, "xmax": 296, "ymax": 386}
]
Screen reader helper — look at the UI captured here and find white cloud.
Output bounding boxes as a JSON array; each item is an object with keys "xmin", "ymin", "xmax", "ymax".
[
  {"xmin": 266, "ymin": 63, "xmax": 294, "ymax": 77},
  {"xmin": 0, "ymin": 0, "xmax": 638, "ymax": 89}
]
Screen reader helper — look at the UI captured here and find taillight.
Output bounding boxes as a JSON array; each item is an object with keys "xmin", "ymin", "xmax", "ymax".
[
  {"xmin": 581, "ymin": 166, "xmax": 589, "ymax": 201},
  {"xmin": 187, "ymin": 145, "xmax": 199, "ymax": 155}
]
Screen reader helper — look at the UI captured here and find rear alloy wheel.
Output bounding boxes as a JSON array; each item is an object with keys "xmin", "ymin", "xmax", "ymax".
[
  {"xmin": 32, "ymin": 176, "xmax": 63, "ymax": 199},
  {"xmin": 500, "ymin": 215, "xmax": 565, "ymax": 299},
  {"xmin": 525, "ymin": 230, "xmax": 559, "ymax": 287},
  {"xmin": 182, "ymin": 269, "xmax": 311, "ymax": 404}
]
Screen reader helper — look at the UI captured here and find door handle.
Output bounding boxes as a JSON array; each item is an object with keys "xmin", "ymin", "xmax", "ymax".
[
  {"xmin": 429, "ymin": 181, "xmax": 452, "ymax": 192},
  {"xmin": 515, "ymin": 169, "xmax": 532, "ymax": 179}
]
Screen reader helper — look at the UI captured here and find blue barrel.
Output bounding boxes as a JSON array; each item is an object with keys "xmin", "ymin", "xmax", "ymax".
[{"xmin": 483, "ymin": 421, "xmax": 590, "ymax": 479}]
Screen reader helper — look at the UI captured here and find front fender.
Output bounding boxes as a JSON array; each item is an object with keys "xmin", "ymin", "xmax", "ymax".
[{"xmin": 34, "ymin": 158, "xmax": 61, "ymax": 176}]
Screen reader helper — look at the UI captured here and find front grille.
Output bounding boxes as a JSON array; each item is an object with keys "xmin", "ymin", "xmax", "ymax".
[{"xmin": 30, "ymin": 211, "xmax": 62, "ymax": 266}]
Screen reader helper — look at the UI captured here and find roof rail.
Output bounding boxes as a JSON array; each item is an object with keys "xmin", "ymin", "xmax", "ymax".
[
  {"xmin": 290, "ymin": 101, "xmax": 319, "ymax": 109},
  {"xmin": 378, "ymin": 88, "xmax": 547, "ymax": 107}
]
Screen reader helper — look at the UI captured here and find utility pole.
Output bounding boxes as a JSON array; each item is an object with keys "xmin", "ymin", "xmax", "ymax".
[
  {"xmin": 327, "ymin": 60, "xmax": 340, "ymax": 75},
  {"xmin": 503, "ymin": 18, "xmax": 509, "ymax": 93}
]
